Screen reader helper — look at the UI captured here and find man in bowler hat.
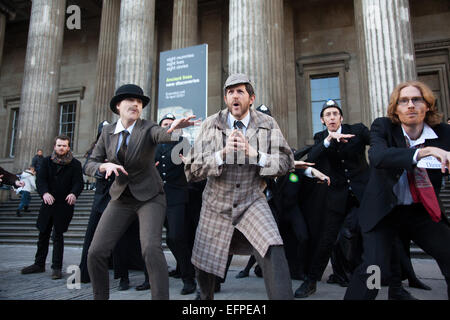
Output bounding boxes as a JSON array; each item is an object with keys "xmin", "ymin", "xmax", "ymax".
[{"xmin": 84, "ymin": 84, "xmax": 198, "ymax": 300}]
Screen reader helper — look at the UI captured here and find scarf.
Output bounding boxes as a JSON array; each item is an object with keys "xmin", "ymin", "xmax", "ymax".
[{"xmin": 51, "ymin": 150, "xmax": 74, "ymax": 166}]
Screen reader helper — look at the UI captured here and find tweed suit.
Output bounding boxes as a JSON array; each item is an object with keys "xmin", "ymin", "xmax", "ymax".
[{"xmin": 185, "ymin": 108, "xmax": 294, "ymax": 279}]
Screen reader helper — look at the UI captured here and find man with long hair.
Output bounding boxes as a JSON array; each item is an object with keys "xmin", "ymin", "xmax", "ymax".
[{"xmin": 344, "ymin": 81, "xmax": 450, "ymax": 300}]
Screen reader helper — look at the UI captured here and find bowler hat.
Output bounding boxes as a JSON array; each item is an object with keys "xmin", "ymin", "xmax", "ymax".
[
  {"xmin": 109, "ymin": 84, "xmax": 150, "ymax": 114},
  {"xmin": 320, "ymin": 99, "xmax": 343, "ymax": 118},
  {"xmin": 159, "ymin": 113, "xmax": 176, "ymax": 126}
]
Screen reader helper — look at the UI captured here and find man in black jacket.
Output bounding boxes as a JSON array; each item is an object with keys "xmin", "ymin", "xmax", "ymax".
[
  {"xmin": 31, "ymin": 149, "xmax": 44, "ymax": 174},
  {"xmin": 345, "ymin": 81, "xmax": 450, "ymax": 300},
  {"xmin": 295, "ymin": 99, "xmax": 370, "ymax": 298},
  {"xmin": 21, "ymin": 135, "xmax": 83, "ymax": 279},
  {"xmin": 156, "ymin": 113, "xmax": 196, "ymax": 295}
]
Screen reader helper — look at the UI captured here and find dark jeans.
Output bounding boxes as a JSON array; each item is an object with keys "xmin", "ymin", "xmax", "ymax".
[
  {"xmin": 35, "ymin": 216, "xmax": 64, "ymax": 270},
  {"xmin": 18, "ymin": 191, "xmax": 31, "ymax": 210},
  {"xmin": 345, "ymin": 203, "xmax": 450, "ymax": 300}
]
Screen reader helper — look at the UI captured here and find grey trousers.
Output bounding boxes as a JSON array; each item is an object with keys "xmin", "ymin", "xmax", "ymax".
[
  {"xmin": 87, "ymin": 193, "xmax": 169, "ymax": 300},
  {"xmin": 197, "ymin": 245, "xmax": 294, "ymax": 300}
]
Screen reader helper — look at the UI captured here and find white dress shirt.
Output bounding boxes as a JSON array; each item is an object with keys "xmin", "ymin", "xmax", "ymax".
[
  {"xmin": 114, "ymin": 119, "xmax": 137, "ymax": 154},
  {"xmin": 393, "ymin": 123, "xmax": 438, "ymax": 205}
]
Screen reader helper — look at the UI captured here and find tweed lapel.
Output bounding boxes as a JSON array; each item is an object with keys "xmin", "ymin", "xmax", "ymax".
[
  {"xmin": 107, "ymin": 122, "xmax": 120, "ymax": 163},
  {"xmin": 247, "ymin": 108, "xmax": 272, "ymax": 141},
  {"xmin": 216, "ymin": 109, "xmax": 233, "ymax": 138}
]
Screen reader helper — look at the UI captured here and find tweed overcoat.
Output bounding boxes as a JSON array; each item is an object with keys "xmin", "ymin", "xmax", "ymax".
[{"xmin": 185, "ymin": 108, "xmax": 295, "ymax": 277}]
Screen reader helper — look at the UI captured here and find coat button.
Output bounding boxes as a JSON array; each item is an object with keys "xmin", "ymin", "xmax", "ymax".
[
  {"xmin": 236, "ymin": 184, "xmax": 240, "ymax": 188},
  {"xmin": 233, "ymin": 203, "xmax": 237, "ymax": 208},
  {"xmin": 162, "ymin": 155, "xmax": 165, "ymax": 158},
  {"xmin": 162, "ymin": 164, "xmax": 165, "ymax": 167},
  {"xmin": 163, "ymin": 172, "xmax": 166, "ymax": 175},
  {"xmin": 347, "ymin": 179, "xmax": 350, "ymax": 183}
]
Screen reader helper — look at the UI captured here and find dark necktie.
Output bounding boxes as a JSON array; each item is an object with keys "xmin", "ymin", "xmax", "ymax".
[
  {"xmin": 405, "ymin": 138, "xmax": 441, "ymax": 222},
  {"xmin": 233, "ymin": 120, "xmax": 244, "ymax": 130},
  {"xmin": 117, "ymin": 131, "xmax": 129, "ymax": 165}
]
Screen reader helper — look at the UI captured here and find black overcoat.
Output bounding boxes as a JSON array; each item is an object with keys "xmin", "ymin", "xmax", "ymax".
[{"xmin": 36, "ymin": 156, "xmax": 83, "ymax": 233}]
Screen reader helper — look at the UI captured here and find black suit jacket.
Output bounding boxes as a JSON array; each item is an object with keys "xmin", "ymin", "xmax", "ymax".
[
  {"xmin": 307, "ymin": 123, "xmax": 370, "ymax": 213},
  {"xmin": 155, "ymin": 137, "xmax": 189, "ymax": 206},
  {"xmin": 359, "ymin": 117, "xmax": 450, "ymax": 233}
]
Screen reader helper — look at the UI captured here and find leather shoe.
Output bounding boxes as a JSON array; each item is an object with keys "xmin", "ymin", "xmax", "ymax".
[
  {"xmin": 327, "ymin": 274, "xmax": 349, "ymax": 287},
  {"xmin": 119, "ymin": 277, "xmax": 130, "ymax": 291},
  {"xmin": 254, "ymin": 265, "xmax": 263, "ymax": 278},
  {"xmin": 135, "ymin": 281, "xmax": 150, "ymax": 291},
  {"xmin": 408, "ymin": 278, "xmax": 431, "ymax": 291},
  {"xmin": 51, "ymin": 269, "xmax": 62, "ymax": 280},
  {"xmin": 294, "ymin": 280, "xmax": 317, "ymax": 298},
  {"xmin": 388, "ymin": 286, "xmax": 419, "ymax": 300},
  {"xmin": 169, "ymin": 269, "xmax": 181, "ymax": 278},
  {"xmin": 236, "ymin": 270, "xmax": 249, "ymax": 279},
  {"xmin": 21, "ymin": 264, "xmax": 45, "ymax": 274},
  {"xmin": 181, "ymin": 280, "xmax": 197, "ymax": 295}
]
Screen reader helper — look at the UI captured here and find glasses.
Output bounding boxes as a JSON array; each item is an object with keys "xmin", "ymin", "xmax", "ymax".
[{"xmin": 397, "ymin": 97, "xmax": 426, "ymax": 106}]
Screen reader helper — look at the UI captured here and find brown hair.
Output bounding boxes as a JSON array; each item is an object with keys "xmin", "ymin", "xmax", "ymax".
[
  {"xmin": 54, "ymin": 135, "xmax": 71, "ymax": 147},
  {"xmin": 224, "ymin": 83, "xmax": 255, "ymax": 97},
  {"xmin": 387, "ymin": 80, "xmax": 442, "ymax": 127}
]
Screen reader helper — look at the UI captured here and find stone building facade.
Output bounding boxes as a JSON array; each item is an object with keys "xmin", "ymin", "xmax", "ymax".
[{"xmin": 0, "ymin": 0, "xmax": 449, "ymax": 174}]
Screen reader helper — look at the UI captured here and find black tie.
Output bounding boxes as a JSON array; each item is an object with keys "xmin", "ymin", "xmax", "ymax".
[
  {"xmin": 233, "ymin": 120, "xmax": 244, "ymax": 130},
  {"xmin": 117, "ymin": 131, "xmax": 129, "ymax": 165}
]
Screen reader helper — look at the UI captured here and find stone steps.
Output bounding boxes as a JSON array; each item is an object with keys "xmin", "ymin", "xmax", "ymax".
[
  {"xmin": 0, "ymin": 190, "xmax": 167, "ymax": 248},
  {"xmin": 1, "ymin": 183, "xmax": 449, "ymax": 256}
]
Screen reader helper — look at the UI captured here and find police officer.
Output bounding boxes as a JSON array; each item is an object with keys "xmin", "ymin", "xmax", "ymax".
[{"xmin": 156, "ymin": 113, "xmax": 196, "ymax": 295}]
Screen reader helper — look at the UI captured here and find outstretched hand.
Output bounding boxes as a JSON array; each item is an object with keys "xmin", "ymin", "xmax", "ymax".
[
  {"xmin": 326, "ymin": 132, "xmax": 355, "ymax": 143},
  {"xmin": 99, "ymin": 162, "xmax": 128, "ymax": 179},
  {"xmin": 167, "ymin": 115, "xmax": 201, "ymax": 133},
  {"xmin": 311, "ymin": 168, "xmax": 331, "ymax": 186},
  {"xmin": 294, "ymin": 160, "xmax": 315, "ymax": 169}
]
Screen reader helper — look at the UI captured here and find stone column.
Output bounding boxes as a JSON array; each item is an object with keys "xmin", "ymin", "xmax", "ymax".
[
  {"xmin": 354, "ymin": 0, "xmax": 416, "ymax": 121},
  {"xmin": 93, "ymin": 0, "xmax": 120, "ymax": 131},
  {"xmin": 116, "ymin": 0, "xmax": 156, "ymax": 120},
  {"xmin": 171, "ymin": 0, "xmax": 198, "ymax": 49},
  {"xmin": 228, "ymin": 0, "xmax": 288, "ymax": 137},
  {"xmin": 265, "ymin": 0, "xmax": 288, "ymax": 137},
  {"xmin": 15, "ymin": 0, "xmax": 66, "ymax": 172},
  {"xmin": 229, "ymin": 0, "xmax": 269, "ymax": 108},
  {"xmin": 0, "ymin": 12, "xmax": 6, "ymax": 68}
]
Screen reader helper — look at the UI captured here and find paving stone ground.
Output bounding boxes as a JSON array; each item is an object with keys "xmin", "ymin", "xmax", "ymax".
[{"xmin": 0, "ymin": 244, "xmax": 447, "ymax": 300}]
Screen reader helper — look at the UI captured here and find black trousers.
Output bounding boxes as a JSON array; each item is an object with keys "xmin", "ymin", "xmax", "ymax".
[
  {"xmin": 344, "ymin": 203, "xmax": 450, "ymax": 300},
  {"xmin": 307, "ymin": 192, "xmax": 359, "ymax": 281},
  {"xmin": 80, "ymin": 208, "xmax": 103, "ymax": 282},
  {"xmin": 35, "ymin": 216, "xmax": 64, "ymax": 270},
  {"xmin": 165, "ymin": 203, "xmax": 195, "ymax": 282}
]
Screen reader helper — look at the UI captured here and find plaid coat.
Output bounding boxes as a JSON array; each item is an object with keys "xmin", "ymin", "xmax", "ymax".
[{"xmin": 185, "ymin": 108, "xmax": 294, "ymax": 277}]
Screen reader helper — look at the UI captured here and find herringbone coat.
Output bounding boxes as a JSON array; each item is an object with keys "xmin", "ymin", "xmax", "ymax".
[{"xmin": 185, "ymin": 108, "xmax": 294, "ymax": 277}]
